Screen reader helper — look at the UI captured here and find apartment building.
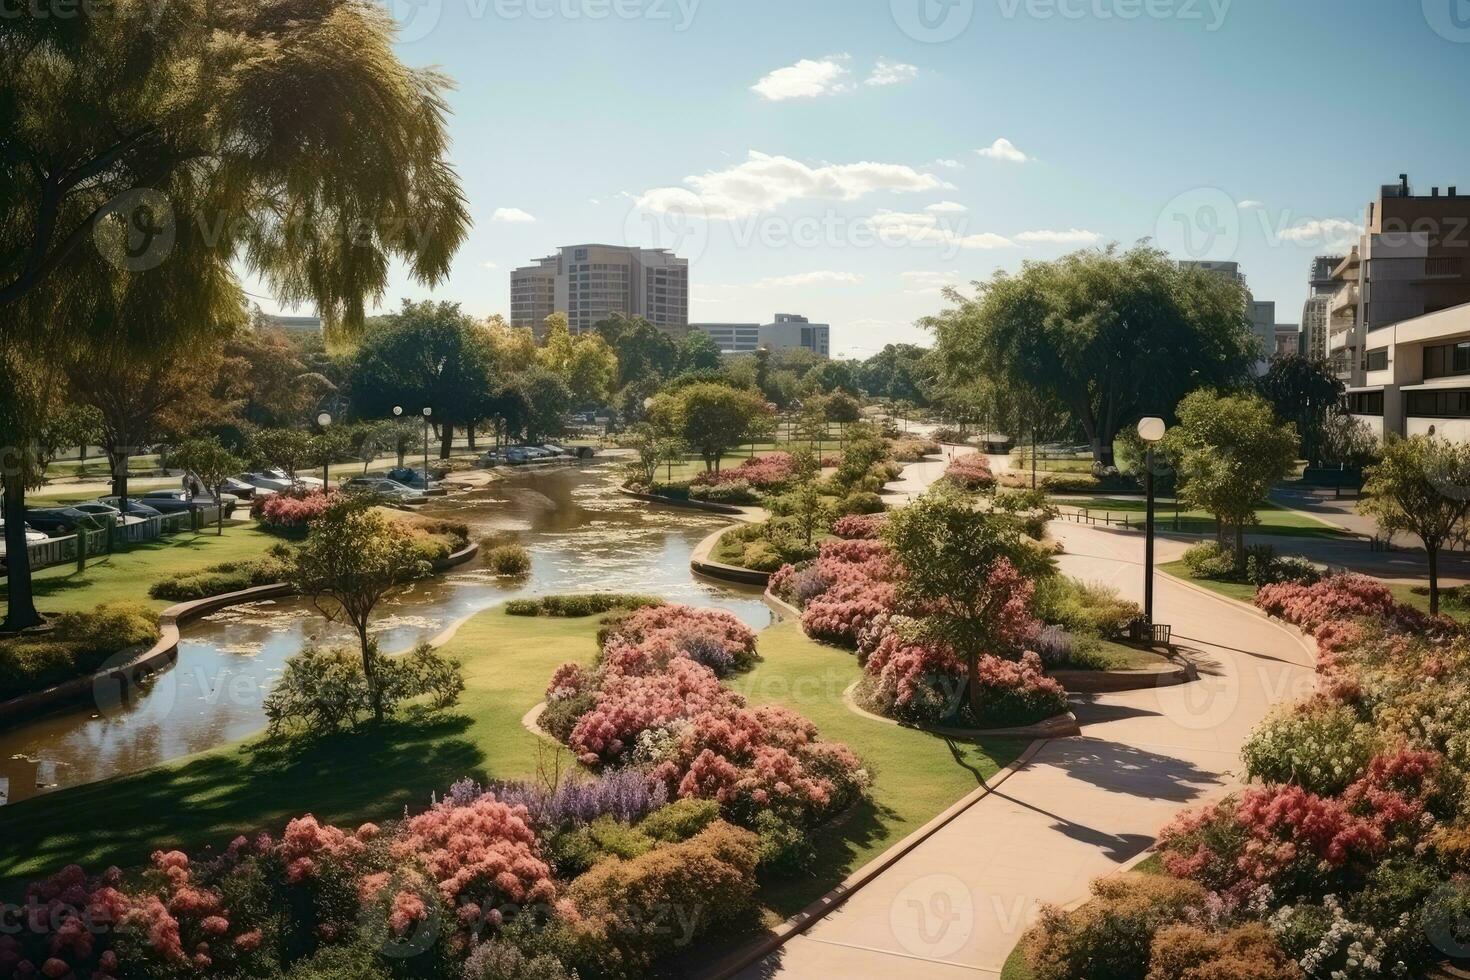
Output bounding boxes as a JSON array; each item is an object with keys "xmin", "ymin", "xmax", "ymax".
[
  {"xmin": 509, "ymin": 245, "xmax": 689, "ymax": 336},
  {"xmin": 1179, "ymin": 260, "xmax": 1274, "ymax": 374},
  {"xmin": 1275, "ymin": 324, "xmax": 1301, "ymax": 358},
  {"xmin": 690, "ymin": 314, "xmax": 831, "ymax": 358},
  {"xmin": 1300, "ymin": 255, "xmax": 1343, "ymax": 361},
  {"xmin": 1329, "ymin": 175, "xmax": 1470, "ymax": 388}
]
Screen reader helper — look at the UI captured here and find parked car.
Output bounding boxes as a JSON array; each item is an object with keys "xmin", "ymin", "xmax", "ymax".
[
  {"xmin": 539, "ymin": 444, "xmax": 573, "ymax": 457},
  {"xmin": 342, "ymin": 478, "xmax": 428, "ymax": 503},
  {"xmin": 236, "ymin": 472, "xmax": 293, "ymax": 493},
  {"xmin": 95, "ymin": 497, "xmax": 166, "ymax": 519},
  {"xmin": 221, "ymin": 476, "xmax": 270, "ymax": 499},
  {"xmin": 0, "ymin": 520, "xmax": 49, "ymax": 547},
  {"xmin": 387, "ymin": 467, "xmax": 440, "ymax": 489},
  {"xmin": 264, "ymin": 468, "xmax": 323, "ymax": 489},
  {"xmin": 476, "ymin": 450, "xmax": 503, "ymax": 468},
  {"xmin": 68, "ymin": 501, "xmax": 122, "ymax": 521},
  {"xmin": 502, "ymin": 447, "xmax": 533, "ymax": 465},
  {"xmin": 142, "ymin": 489, "xmax": 239, "ymax": 517},
  {"xmin": 521, "ymin": 446, "xmax": 555, "ymax": 460},
  {"xmin": 23, "ymin": 507, "xmax": 105, "ymax": 536}
]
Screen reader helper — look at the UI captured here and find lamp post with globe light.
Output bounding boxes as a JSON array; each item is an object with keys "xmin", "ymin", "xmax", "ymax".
[
  {"xmin": 316, "ymin": 412, "xmax": 333, "ymax": 487},
  {"xmin": 1137, "ymin": 416, "xmax": 1167, "ymax": 627},
  {"xmin": 422, "ymin": 407, "xmax": 432, "ymax": 489}
]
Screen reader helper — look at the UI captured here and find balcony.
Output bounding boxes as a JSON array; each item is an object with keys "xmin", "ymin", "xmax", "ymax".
[{"xmin": 1329, "ymin": 282, "xmax": 1359, "ymax": 316}]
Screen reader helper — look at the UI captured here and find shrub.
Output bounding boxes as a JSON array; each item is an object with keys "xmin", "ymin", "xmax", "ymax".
[
  {"xmin": 505, "ymin": 599, "xmax": 542, "ymax": 617},
  {"xmin": 888, "ymin": 437, "xmax": 941, "ymax": 462},
  {"xmin": 692, "ymin": 453, "xmax": 797, "ymax": 491},
  {"xmin": 1182, "ymin": 540, "xmax": 1237, "ymax": 580},
  {"xmin": 149, "ymin": 553, "xmax": 293, "ymax": 601},
  {"xmin": 559, "ymin": 822, "xmax": 759, "ymax": 979},
  {"xmin": 1035, "ymin": 577, "xmax": 1141, "ymax": 639},
  {"xmin": 476, "ymin": 769, "xmax": 668, "ymax": 832},
  {"xmin": 689, "ymin": 480, "xmax": 759, "ymax": 505},
  {"xmin": 831, "ymin": 513, "xmax": 886, "ymax": 539},
  {"xmin": 1147, "ymin": 923, "xmax": 1305, "ymax": 980},
  {"xmin": 486, "ymin": 544, "xmax": 532, "ymax": 577},
  {"xmin": 1255, "ymin": 574, "xmax": 1406, "ymax": 634},
  {"xmin": 1241, "ymin": 699, "xmax": 1380, "ymax": 796},
  {"xmin": 0, "ymin": 602, "xmax": 160, "ymax": 701},
  {"xmin": 263, "ymin": 641, "xmax": 464, "ymax": 738},
  {"xmin": 943, "ymin": 452, "xmax": 995, "ymax": 491},
  {"xmin": 835, "ymin": 490, "xmax": 884, "ymax": 516},
  {"xmin": 738, "ymin": 541, "xmax": 785, "ymax": 572},
  {"xmin": 462, "ymin": 940, "xmax": 576, "ymax": 980},
  {"xmin": 752, "ymin": 810, "xmax": 813, "ymax": 878},
  {"xmin": 601, "ymin": 604, "xmax": 759, "ymax": 676},
  {"xmin": 253, "ymin": 487, "xmax": 341, "ymax": 532},
  {"xmin": 637, "ymin": 798, "xmax": 720, "ymax": 843},
  {"xmin": 504, "ymin": 594, "xmax": 663, "ymax": 618},
  {"xmin": 1022, "ymin": 875, "xmax": 1208, "ymax": 980}
]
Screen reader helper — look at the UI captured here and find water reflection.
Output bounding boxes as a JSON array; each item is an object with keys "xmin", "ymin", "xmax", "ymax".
[{"xmin": 0, "ymin": 463, "xmax": 769, "ymax": 804}]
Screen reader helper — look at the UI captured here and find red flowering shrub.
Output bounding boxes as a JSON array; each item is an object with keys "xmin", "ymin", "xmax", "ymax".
[
  {"xmin": 601, "ymin": 604, "xmax": 759, "ymax": 675},
  {"xmin": 251, "ymin": 488, "xmax": 341, "ymax": 531},
  {"xmin": 568, "ymin": 658, "xmax": 737, "ymax": 764},
  {"xmin": 691, "ymin": 452, "xmax": 796, "ymax": 490},
  {"xmin": 943, "ymin": 452, "xmax": 995, "ymax": 491},
  {"xmin": 1255, "ymin": 575, "xmax": 1405, "ymax": 634},
  {"xmin": 831, "ymin": 513, "xmax": 886, "ymax": 540}
]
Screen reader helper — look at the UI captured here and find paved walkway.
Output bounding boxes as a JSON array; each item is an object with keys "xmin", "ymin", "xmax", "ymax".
[{"xmin": 737, "ymin": 523, "xmax": 1316, "ymax": 979}]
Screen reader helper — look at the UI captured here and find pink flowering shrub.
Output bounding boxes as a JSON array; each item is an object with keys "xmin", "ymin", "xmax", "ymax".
[
  {"xmin": 251, "ymin": 488, "xmax": 342, "ymax": 531},
  {"xmin": 601, "ymin": 604, "xmax": 759, "ymax": 676},
  {"xmin": 1255, "ymin": 574, "xmax": 1407, "ymax": 634},
  {"xmin": 943, "ymin": 452, "xmax": 995, "ymax": 491},
  {"xmin": 692, "ymin": 452, "xmax": 797, "ymax": 490},
  {"xmin": 831, "ymin": 513, "xmax": 887, "ymax": 540}
]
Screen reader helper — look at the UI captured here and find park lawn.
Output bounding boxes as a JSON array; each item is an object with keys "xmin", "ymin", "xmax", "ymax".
[
  {"xmin": 729, "ymin": 621, "xmax": 1029, "ymax": 919},
  {"xmin": 1054, "ymin": 498, "xmax": 1350, "ymax": 540},
  {"xmin": 0, "ymin": 609, "xmax": 599, "ymax": 889},
  {"xmin": 0, "ymin": 524, "xmax": 283, "ymax": 614}
]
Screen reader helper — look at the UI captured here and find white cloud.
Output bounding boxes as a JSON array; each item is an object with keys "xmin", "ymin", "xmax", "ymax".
[
  {"xmin": 492, "ymin": 207, "xmax": 536, "ymax": 223},
  {"xmin": 1278, "ymin": 218, "xmax": 1362, "ymax": 246},
  {"xmin": 636, "ymin": 151, "xmax": 953, "ymax": 220},
  {"xmin": 704, "ymin": 271, "xmax": 864, "ymax": 291},
  {"xmin": 925, "ymin": 201, "xmax": 968, "ymax": 213},
  {"xmin": 901, "ymin": 270, "xmax": 967, "ymax": 294},
  {"xmin": 1238, "ymin": 199, "xmax": 1264, "ymax": 210},
  {"xmin": 481, "ymin": 260, "xmax": 499, "ymax": 270},
  {"xmin": 588, "ymin": 197, "xmax": 602, "ymax": 206},
  {"xmin": 932, "ymin": 158, "xmax": 964, "ymax": 170},
  {"xmin": 1013, "ymin": 228, "xmax": 1101, "ymax": 245},
  {"xmin": 867, "ymin": 210, "xmax": 1015, "ymax": 250},
  {"xmin": 751, "ymin": 56, "xmax": 851, "ymax": 101},
  {"xmin": 865, "ymin": 58, "xmax": 918, "ymax": 87},
  {"xmin": 976, "ymin": 138, "xmax": 1029, "ymax": 163}
]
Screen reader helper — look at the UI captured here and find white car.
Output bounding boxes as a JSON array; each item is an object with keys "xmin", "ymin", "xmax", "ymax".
[
  {"xmin": 237, "ymin": 472, "xmax": 293, "ymax": 493},
  {"xmin": 342, "ymin": 478, "xmax": 428, "ymax": 503},
  {"xmin": 265, "ymin": 468, "xmax": 323, "ymax": 489}
]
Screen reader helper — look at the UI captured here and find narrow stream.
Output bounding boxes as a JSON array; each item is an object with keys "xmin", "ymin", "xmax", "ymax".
[{"xmin": 0, "ymin": 463, "xmax": 770, "ymax": 804}]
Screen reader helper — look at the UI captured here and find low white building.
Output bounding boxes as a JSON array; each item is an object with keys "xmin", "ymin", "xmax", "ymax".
[
  {"xmin": 1348, "ymin": 301, "xmax": 1470, "ymax": 441},
  {"xmin": 690, "ymin": 314, "xmax": 831, "ymax": 358}
]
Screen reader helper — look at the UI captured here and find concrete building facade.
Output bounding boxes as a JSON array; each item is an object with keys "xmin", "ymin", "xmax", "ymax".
[
  {"xmin": 690, "ymin": 314, "xmax": 831, "ymax": 358},
  {"xmin": 1300, "ymin": 255, "xmax": 1343, "ymax": 361},
  {"xmin": 510, "ymin": 244, "xmax": 689, "ymax": 336}
]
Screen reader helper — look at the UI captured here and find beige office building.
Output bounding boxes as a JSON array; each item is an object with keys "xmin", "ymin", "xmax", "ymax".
[
  {"xmin": 510, "ymin": 244, "xmax": 689, "ymax": 336},
  {"xmin": 1300, "ymin": 255, "xmax": 1342, "ymax": 362}
]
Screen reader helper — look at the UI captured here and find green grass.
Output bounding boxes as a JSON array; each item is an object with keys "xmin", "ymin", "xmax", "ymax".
[
  {"xmin": 727, "ymin": 622, "xmax": 1028, "ymax": 918},
  {"xmin": 1072, "ymin": 637, "xmax": 1170, "ymax": 671},
  {"xmin": 0, "ymin": 613, "xmax": 1026, "ymax": 908},
  {"xmin": 1, "ymin": 524, "xmax": 283, "ymax": 614},
  {"xmin": 1160, "ymin": 560, "xmax": 1262, "ymax": 605},
  {"xmin": 1055, "ymin": 498, "xmax": 1349, "ymax": 540},
  {"xmin": 1001, "ymin": 943, "xmax": 1035, "ymax": 980}
]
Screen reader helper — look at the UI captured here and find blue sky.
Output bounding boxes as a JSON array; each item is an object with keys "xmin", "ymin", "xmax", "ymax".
[{"xmin": 254, "ymin": 0, "xmax": 1470, "ymax": 358}]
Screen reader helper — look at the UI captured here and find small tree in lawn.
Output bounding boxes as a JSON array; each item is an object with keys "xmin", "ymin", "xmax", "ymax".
[
  {"xmin": 1361, "ymin": 435, "xmax": 1470, "ymax": 617},
  {"xmin": 169, "ymin": 438, "xmax": 246, "ymax": 536},
  {"xmin": 788, "ymin": 447, "xmax": 829, "ymax": 546},
  {"xmin": 251, "ymin": 428, "xmax": 313, "ymax": 483},
  {"xmin": 652, "ymin": 383, "xmax": 772, "ymax": 473},
  {"xmin": 883, "ymin": 486, "xmax": 1054, "ymax": 722},
  {"xmin": 291, "ymin": 501, "xmax": 430, "ymax": 721},
  {"xmin": 1161, "ymin": 390, "xmax": 1298, "ymax": 572}
]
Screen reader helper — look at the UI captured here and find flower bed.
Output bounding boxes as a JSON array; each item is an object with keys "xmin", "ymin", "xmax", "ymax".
[
  {"xmin": 943, "ymin": 451, "xmax": 996, "ymax": 491},
  {"xmin": 250, "ymin": 487, "xmax": 341, "ymax": 533},
  {"xmin": 692, "ymin": 452, "xmax": 798, "ymax": 491},
  {"xmin": 1020, "ymin": 573, "xmax": 1470, "ymax": 979}
]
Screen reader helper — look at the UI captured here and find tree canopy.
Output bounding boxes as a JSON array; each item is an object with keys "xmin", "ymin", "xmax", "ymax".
[
  {"xmin": 926, "ymin": 244, "xmax": 1258, "ymax": 463},
  {"xmin": 1361, "ymin": 435, "xmax": 1470, "ymax": 616},
  {"xmin": 650, "ymin": 382, "xmax": 772, "ymax": 472}
]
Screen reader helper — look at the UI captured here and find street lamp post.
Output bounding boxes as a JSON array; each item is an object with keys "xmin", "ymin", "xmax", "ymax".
[
  {"xmin": 1137, "ymin": 417, "xmax": 1168, "ymax": 627},
  {"xmin": 316, "ymin": 412, "xmax": 333, "ymax": 487},
  {"xmin": 422, "ymin": 407, "xmax": 432, "ymax": 489},
  {"xmin": 392, "ymin": 407, "xmax": 405, "ymax": 468}
]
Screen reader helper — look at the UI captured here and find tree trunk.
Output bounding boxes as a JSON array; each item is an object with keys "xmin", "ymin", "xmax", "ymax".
[
  {"xmin": 2, "ymin": 479, "xmax": 41, "ymax": 632},
  {"xmin": 1428, "ymin": 545, "xmax": 1441, "ymax": 617},
  {"xmin": 467, "ymin": 422, "xmax": 477, "ymax": 451},
  {"xmin": 966, "ymin": 650, "xmax": 980, "ymax": 722},
  {"xmin": 358, "ymin": 623, "xmax": 384, "ymax": 723},
  {"xmin": 108, "ymin": 445, "xmax": 130, "ymax": 518},
  {"xmin": 215, "ymin": 484, "xmax": 224, "ymax": 536},
  {"xmin": 439, "ymin": 421, "xmax": 454, "ymax": 460},
  {"xmin": 1234, "ymin": 522, "xmax": 1245, "ymax": 574}
]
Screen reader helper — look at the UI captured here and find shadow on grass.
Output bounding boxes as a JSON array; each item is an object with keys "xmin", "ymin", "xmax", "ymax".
[{"xmin": 0, "ymin": 713, "xmax": 484, "ymax": 891}]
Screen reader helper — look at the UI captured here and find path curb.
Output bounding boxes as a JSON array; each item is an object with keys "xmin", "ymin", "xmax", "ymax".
[
  {"xmin": 689, "ymin": 526, "xmax": 773, "ymax": 587},
  {"xmin": 841, "ymin": 681, "xmax": 1082, "ymax": 739}
]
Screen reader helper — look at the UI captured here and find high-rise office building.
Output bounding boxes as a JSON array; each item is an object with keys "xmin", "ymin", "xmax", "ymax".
[{"xmin": 509, "ymin": 244, "xmax": 689, "ymax": 336}]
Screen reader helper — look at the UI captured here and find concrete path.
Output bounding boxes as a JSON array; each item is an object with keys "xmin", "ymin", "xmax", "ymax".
[{"xmin": 737, "ymin": 523, "xmax": 1315, "ymax": 979}]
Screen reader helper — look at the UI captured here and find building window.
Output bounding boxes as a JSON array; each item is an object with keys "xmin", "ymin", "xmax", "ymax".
[
  {"xmin": 1364, "ymin": 347, "xmax": 1389, "ymax": 372},
  {"xmin": 1407, "ymin": 389, "xmax": 1470, "ymax": 419},
  {"xmin": 1424, "ymin": 341, "xmax": 1470, "ymax": 379},
  {"xmin": 1346, "ymin": 391, "xmax": 1384, "ymax": 416}
]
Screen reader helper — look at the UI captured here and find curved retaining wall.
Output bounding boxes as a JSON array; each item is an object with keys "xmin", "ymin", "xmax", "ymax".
[
  {"xmin": 689, "ymin": 526, "xmax": 773, "ymax": 587},
  {"xmin": 0, "ymin": 541, "xmax": 481, "ymax": 727},
  {"xmin": 616, "ymin": 486, "xmax": 750, "ymax": 516}
]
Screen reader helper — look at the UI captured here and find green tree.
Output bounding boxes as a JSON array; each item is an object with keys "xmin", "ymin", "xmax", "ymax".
[
  {"xmin": 597, "ymin": 314, "xmax": 678, "ymax": 389},
  {"xmin": 677, "ymin": 331, "xmax": 724, "ymax": 374},
  {"xmin": 859, "ymin": 344, "xmax": 934, "ymax": 404},
  {"xmin": 290, "ymin": 501, "xmax": 430, "ymax": 721},
  {"xmin": 927, "ymin": 244, "xmax": 1258, "ymax": 465},
  {"xmin": 169, "ymin": 437, "xmax": 246, "ymax": 535},
  {"xmin": 250, "ymin": 428, "xmax": 313, "ymax": 482},
  {"xmin": 1162, "ymin": 390, "xmax": 1298, "ymax": 569},
  {"xmin": 1256, "ymin": 354, "xmax": 1344, "ymax": 466},
  {"xmin": 651, "ymin": 383, "xmax": 772, "ymax": 473},
  {"xmin": 306, "ymin": 427, "xmax": 353, "ymax": 486},
  {"xmin": 805, "ymin": 360, "xmax": 859, "ymax": 395},
  {"xmin": 883, "ymin": 487, "xmax": 1054, "ymax": 720},
  {"xmin": 537, "ymin": 313, "xmax": 617, "ymax": 406},
  {"xmin": 1360, "ymin": 435, "xmax": 1470, "ymax": 616},
  {"xmin": 520, "ymin": 369, "xmax": 573, "ymax": 443},
  {"xmin": 348, "ymin": 301, "xmax": 498, "ymax": 457},
  {"xmin": 787, "ymin": 448, "xmax": 829, "ymax": 546},
  {"xmin": 1, "ymin": 0, "xmax": 468, "ymax": 342}
]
